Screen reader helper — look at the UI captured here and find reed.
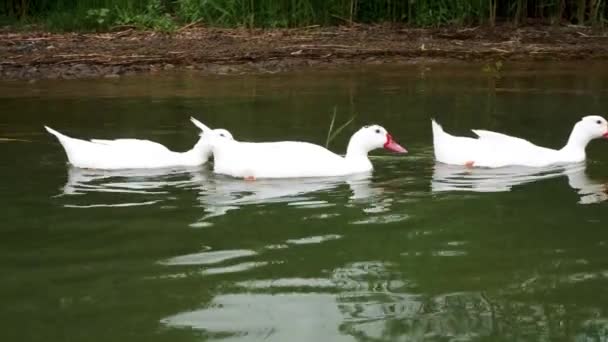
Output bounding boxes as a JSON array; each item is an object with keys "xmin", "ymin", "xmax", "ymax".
[
  {"xmin": 325, "ymin": 107, "xmax": 356, "ymax": 149},
  {"xmin": 3, "ymin": 0, "xmax": 608, "ymax": 31}
]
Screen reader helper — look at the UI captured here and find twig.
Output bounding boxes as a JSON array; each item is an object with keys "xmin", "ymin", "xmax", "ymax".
[
  {"xmin": 0, "ymin": 138, "xmax": 31, "ymax": 142},
  {"xmin": 98, "ymin": 28, "xmax": 135, "ymax": 39},
  {"xmin": 576, "ymin": 31, "xmax": 608, "ymax": 38},
  {"xmin": 281, "ymin": 44, "xmax": 378, "ymax": 52},
  {"xmin": 331, "ymin": 14, "xmax": 354, "ymax": 25},
  {"xmin": 298, "ymin": 24, "xmax": 320, "ymax": 30},
  {"xmin": 178, "ymin": 19, "xmax": 203, "ymax": 32},
  {"xmin": 109, "ymin": 25, "xmax": 137, "ymax": 31},
  {"xmin": 54, "ymin": 58, "xmax": 111, "ymax": 64},
  {"xmin": 54, "ymin": 54, "xmax": 164, "ymax": 59},
  {"xmin": 458, "ymin": 27, "xmax": 479, "ymax": 32},
  {"xmin": 490, "ymin": 48, "xmax": 511, "ymax": 53},
  {"xmin": 6, "ymin": 37, "xmax": 55, "ymax": 42},
  {"xmin": 52, "ymin": 57, "xmax": 167, "ymax": 65},
  {"xmin": 55, "ymin": 53, "xmax": 113, "ymax": 58},
  {"xmin": 106, "ymin": 58, "xmax": 169, "ymax": 65}
]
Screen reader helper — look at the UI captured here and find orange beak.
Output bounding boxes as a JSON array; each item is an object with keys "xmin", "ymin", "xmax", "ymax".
[{"xmin": 384, "ymin": 134, "xmax": 407, "ymax": 153}]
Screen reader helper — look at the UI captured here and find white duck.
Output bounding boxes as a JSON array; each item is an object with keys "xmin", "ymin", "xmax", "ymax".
[
  {"xmin": 432, "ymin": 115, "xmax": 608, "ymax": 168},
  {"xmin": 45, "ymin": 125, "xmax": 233, "ymax": 169},
  {"xmin": 190, "ymin": 117, "xmax": 407, "ymax": 179}
]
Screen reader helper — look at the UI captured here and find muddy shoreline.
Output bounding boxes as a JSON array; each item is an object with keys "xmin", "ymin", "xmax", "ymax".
[{"xmin": 1, "ymin": 24, "xmax": 607, "ymax": 81}]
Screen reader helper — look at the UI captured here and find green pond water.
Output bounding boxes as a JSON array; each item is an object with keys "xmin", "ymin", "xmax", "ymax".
[{"xmin": 2, "ymin": 63, "xmax": 608, "ymax": 342}]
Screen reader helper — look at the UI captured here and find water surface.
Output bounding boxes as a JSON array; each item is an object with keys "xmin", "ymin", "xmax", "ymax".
[{"xmin": 2, "ymin": 63, "xmax": 608, "ymax": 341}]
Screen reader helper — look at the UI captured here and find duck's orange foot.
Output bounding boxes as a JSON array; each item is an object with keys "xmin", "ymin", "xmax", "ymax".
[
  {"xmin": 464, "ymin": 161, "xmax": 475, "ymax": 168},
  {"xmin": 244, "ymin": 176, "xmax": 256, "ymax": 181}
]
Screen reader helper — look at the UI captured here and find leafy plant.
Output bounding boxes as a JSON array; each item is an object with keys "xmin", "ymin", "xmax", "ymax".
[
  {"xmin": 116, "ymin": 0, "xmax": 176, "ymax": 31},
  {"xmin": 4, "ymin": 0, "xmax": 608, "ymax": 31},
  {"xmin": 86, "ymin": 8, "xmax": 110, "ymax": 25}
]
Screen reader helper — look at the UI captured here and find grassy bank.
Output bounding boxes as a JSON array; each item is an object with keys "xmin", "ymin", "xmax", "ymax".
[{"xmin": 2, "ymin": 0, "xmax": 608, "ymax": 31}]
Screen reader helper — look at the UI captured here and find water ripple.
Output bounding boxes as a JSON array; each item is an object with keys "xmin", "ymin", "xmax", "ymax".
[
  {"xmin": 159, "ymin": 249, "xmax": 257, "ymax": 266},
  {"xmin": 58, "ymin": 166, "xmax": 205, "ymax": 208},
  {"xmin": 201, "ymin": 262, "xmax": 268, "ymax": 276},
  {"xmin": 431, "ymin": 250, "xmax": 468, "ymax": 257},
  {"xmin": 161, "ymin": 293, "xmax": 353, "ymax": 342},
  {"xmin": 351, "ymin": 213, "xmax": 410, "ymax": 225},
  {"xmin": 237, "ymin": 278, "xmax": 337, "ymax": 289},
  {"xmin": 63, "ymin": 200, "xmax": 162, "ymax": 208},
  {"xmin": 331, "ymin": 261, "xmax": 409, "ymax": 292},
  {"xmin": 286, "ymin": 234, "xmax": 342, "ymax": 245}
]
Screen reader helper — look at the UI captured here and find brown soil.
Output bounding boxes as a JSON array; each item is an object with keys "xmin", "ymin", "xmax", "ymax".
[{"xmin": 1, "ymin": 23, "xmax": 607, "ymax": 80}]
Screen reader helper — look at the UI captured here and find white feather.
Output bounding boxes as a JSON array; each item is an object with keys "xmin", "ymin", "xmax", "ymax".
[
  {"xmin": 196, "ymin": 124, "xmax": 407, "ymax": 179},
  {"xmin": 431, "ymin": 116, "xmax": 608, "ymax": 168},
  {"xmin": 45, "ymin": 125, "xmax": 232, "ymax": 170}
]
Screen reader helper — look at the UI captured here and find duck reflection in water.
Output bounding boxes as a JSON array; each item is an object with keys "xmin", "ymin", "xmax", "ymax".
[
  {"xmin": 58, "ymin": 166, "xmax": 206, "ymax": 208},
  {"xmin": 60, "ymin": 167, "xmax": 386, "ymax": 216},
  {"xmin": 191, "ymin": 171, "xmax": 385, "ymax": 223},
  {"xmin": 61, "ymin": 166, "xmax": 204, "ymax": 195},
  {"xmin": 431, "ymin": 162, "xmax": 608, "ymax": 204}
]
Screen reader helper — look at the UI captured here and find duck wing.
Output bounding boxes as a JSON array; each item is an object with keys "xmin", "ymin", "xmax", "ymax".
[
  {"xmin": 432, "ymin": 120, "xmax": 560, "ymax": 167},
  {"xmin": 89, "ymin": 138, "xmax": 171, "ymax": 154},
  {"xmin": 214, "ymin": 141, "xmax": 347, "ymax": 178},
  {"xmin": 471, "ymin": 129, "xmax": 536, "ymax": 149}
]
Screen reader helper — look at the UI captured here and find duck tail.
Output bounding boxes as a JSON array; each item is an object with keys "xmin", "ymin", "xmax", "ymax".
[
  {"xmin": 431, "ymin": 118, "xmax": 448, "ymax": 144},
  {"xmin": 190, "ymin": 116, "xmax": 212, "ymax": 134},
  {"xmin": 431, "ymin": 119, "xmax": 444, "ymax": 137},
  {"xmin": 44, "ymin": 125, "xmax": 70, "ymax": 142},
  {"xmin": 431, "ymin": 119, "xmax": 449, "ymax": 162},
  {"xmin": 44, "ymin": 126, "xmax": 82, "ymax": 165}
]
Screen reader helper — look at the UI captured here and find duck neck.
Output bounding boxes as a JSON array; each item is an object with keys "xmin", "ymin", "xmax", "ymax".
[
  {"xmin": 345, "ymin": 135, "xmax": 370, "ymax": 161},
  {"xmin": 560, "ymin": 123, "xmax": 590, "ymax": 158},
  {"xmin": 183, "ymin": 136, "xmax": 211, "ymax": 163}
]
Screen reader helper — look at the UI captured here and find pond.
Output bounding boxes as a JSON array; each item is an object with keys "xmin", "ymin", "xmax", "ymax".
[{"xmin": 2, "ymin": 62, "xmax": 608, "ymax": 341}]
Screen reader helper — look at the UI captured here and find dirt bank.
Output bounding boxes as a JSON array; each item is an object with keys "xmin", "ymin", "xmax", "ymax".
[{"xmin": 1, "ymin": 24, "xmax": 607, "ymax": 80}]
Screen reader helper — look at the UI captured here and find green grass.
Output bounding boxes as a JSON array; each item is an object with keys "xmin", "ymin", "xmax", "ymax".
[{"xmin": 2, "ymin": 0, "xmax": 608, "ymax": 31}]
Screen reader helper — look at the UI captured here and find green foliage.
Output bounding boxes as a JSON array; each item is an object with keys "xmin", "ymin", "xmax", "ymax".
[
  {"xmin": 2, "ymin": 0, "xmax": 608, "ymax": 31},
  {"xmin": 86, "ymin": 8, "xmax": 110, "ymax": 25},
  {"xmin": 175, "ymin": 0, "xmax": 326, "ymax": 28},
  {"xmin": 115, "ymin": 0, "xmax": 177, "ymax": 31}
]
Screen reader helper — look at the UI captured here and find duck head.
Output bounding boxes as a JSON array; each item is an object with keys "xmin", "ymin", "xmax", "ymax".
[
  {"xmin": 346, "ymin": 125, "xmax": 407, "ymax": 157},
  {"xmin": 193, "ymin": 128, "xmax": 233, "ymax": 157},
  {"xmin": 577, "ymin": 115, "xmax": 608, "ymax": 139},
  {"xmin": 562, "ymin": 115, "xmax": 608, "ymax": 156},
  {"xmin": 190, "ymin": 117, "xmax": 235, "ymax": 158},
  {"xmin": 190, "ymin": 117, "xmax": 234, "ymax": 141},
  {"xmin": 210, "ymin": 128, "xmax": 234, "ymax": 140}
]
